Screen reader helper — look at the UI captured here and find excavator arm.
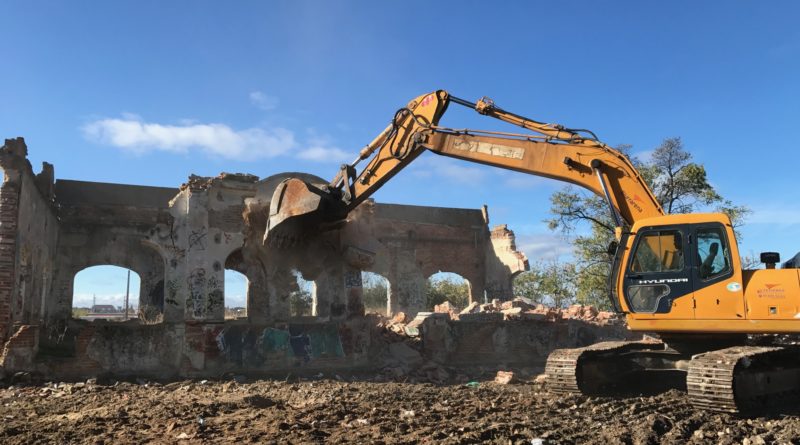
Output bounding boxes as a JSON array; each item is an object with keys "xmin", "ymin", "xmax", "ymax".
[{"xmin": 265, "ymin": 90, "xmax": 663, "ymax": 245}]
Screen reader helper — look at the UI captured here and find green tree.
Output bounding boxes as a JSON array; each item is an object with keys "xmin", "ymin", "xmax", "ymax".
[
  {"xmin": 512, "ymin": 270, "xmax": 544, "ymax": 304},
  {"xmin": 362, "ymin": 272, "xmax": 389, "ymax": 314},
  {"xmin": 425, "ymin": 275, "xmax": 470, "ymax": 309},
  {"xmin": 289, "ymin": 290, "xmax": 312, "ymax": 316},
  {"xmin": 547, "ymin": 138, "xmax": 750, "ymax": 309}
]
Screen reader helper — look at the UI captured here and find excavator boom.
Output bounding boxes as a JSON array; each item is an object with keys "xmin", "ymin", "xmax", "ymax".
[{"xmin": 264, "ymin": 90, "xmax": 662, "ymax": 245}]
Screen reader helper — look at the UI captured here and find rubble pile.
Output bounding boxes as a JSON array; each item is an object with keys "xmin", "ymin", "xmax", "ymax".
[
  {"xmin": 372, "ymin": 298, "xmax": 630, "ymax": 385},
  {"xmin": 433, "ymin": 298, "xmax": 620, "ymax": 325},
  {"xmin": 375, "ymin": 315, "xmax": 456, "ymax": 384}
]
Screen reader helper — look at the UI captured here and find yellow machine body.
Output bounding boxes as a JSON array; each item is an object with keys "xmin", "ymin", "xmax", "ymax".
[{"xmin": 618, "ymin": 213, "xmax": 800, "ymax": 333}]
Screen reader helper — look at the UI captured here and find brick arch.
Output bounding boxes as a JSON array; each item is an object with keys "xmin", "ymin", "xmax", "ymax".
[
  {"xmin": 361, "ymin": 270, "xmax": 391, "ymax": 316},
  {"xmin": 72, "ymin": 265, "xmax": 142, "ymax": 313},
  {"xmin": 424, "ymin": 270, "xmax": 475, "ymax": 308},
  {"xmin": 49, "ymin": 233, "xmax": 166, "ymax": 321},
  {"xmin": 423, "ymin": 267, "xmax": 483, "ymax": 305}
]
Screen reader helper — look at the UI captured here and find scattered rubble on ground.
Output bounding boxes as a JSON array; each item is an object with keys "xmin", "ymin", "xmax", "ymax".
[{"xmin": 3, "ymin": 377, "xmax": 800, "ymax": 444}]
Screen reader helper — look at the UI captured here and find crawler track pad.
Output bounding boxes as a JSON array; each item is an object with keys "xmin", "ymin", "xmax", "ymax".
[{"xmin": 264, "ymin": 178, "xmax": 346, "ymax": 248}]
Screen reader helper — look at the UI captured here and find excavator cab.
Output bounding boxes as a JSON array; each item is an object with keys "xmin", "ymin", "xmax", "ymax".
[{"xmin": 614, "ymin": 213, "xmax": 747, "ymax": 324}]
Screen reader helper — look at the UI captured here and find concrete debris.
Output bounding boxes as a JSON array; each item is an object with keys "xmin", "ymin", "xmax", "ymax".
[
  {"xmin": 390, "ymin": 312, "xmax": 410, "ymax": 325},
  {"xmin": 494, "ymin": 370, "xmax": 515, "ymax": 384},
  {"xmin": 404, "ymin": 312, "xmax": 437, "ymax": 336},
  {"xmin": 459, "ymin": 312, "xmax": 504, "ymax": 322},
  {"xmin": 480, "ymin": 303, "xmax": 497, "ymax": 312},
  {"xmin": 399, "ymin": 409, "xmax": 416, "ymax": 419},
  {"xmin": 500, "ymin": 298, "xmax": 536, "ymax": 311},
  {"xmin": 459, "ymin": 301, "xmax": 481, "ymax": 315},
  {"xmin": 452, "ymin": 299, "xmax": 620, "ymax": 325},
  {"xmin": 433, "ymin": 301, "xmax": 459, "ymax": 319}
]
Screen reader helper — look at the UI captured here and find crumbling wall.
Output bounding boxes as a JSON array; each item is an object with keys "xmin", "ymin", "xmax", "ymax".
[
  {"xmin": 47, "ymin": 180, "xmax": 175, "ymax": 323},
  {"xmin": 152, "ymin": 174, "xmax": 256, "ymax": 322},
  {"xmin": 485, "ymin": 224, "xmax": 529, "ymax": 300},
  {"xmin": 0, "ymin": 138, "xmax": 59, "ymax": 343},
  {"xmin": 0, "ymin": 139, "xmax": 538, "ymax": 380}
]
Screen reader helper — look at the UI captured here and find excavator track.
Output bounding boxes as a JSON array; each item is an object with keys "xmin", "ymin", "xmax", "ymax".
[
  {"xmin": 545, "ymin": 340, "xmax": 668, "ymax": 395},
  {"xmin": 687, "ymin": 345, "xmax": 800, "ymax": 415}
]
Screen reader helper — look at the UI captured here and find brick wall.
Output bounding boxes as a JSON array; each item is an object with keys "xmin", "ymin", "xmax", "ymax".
[
  {"xmin": 0, "ymin": 179, "xmax": 20, "ymax": 343},
  {"xmin": 0, "ymin": 324, "xmax": 38, "ymax": 371}
]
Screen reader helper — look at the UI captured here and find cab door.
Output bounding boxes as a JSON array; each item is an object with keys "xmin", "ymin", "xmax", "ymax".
[
  {"xmin": 690, "ymin": 223, "xmax": 745, "ymax": 319},
  {"xmin": 623, "ymin": 226, "xmax": 694, "ymax": 316}
]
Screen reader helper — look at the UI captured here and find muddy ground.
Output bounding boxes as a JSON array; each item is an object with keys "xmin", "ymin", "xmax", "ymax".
[{"xmin": 2, "ymin": 375, "xmax": 800, "ymax": 445}]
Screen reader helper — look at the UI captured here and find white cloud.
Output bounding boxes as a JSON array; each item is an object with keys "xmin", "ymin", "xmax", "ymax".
[
  {"xmin": 295, "ymin": 135, "xmax": 353, "ymax": 163},
  {"xmin": 82, "ymin": 116, "xmax": 296, "ymax": 160},
  {"xmin": 249, "ymin": 91, "xmax": 279, "ymax": 111},
  {"xmin": 515, "ymin": 233, "xmax": 574, "ymax": 261},
  {"xmin": 73, "ymin": 292, "xmax": 132, "ymax": 309},
  {"xmin": 296, "ymin": 146, "xmax": 352, "ymax": 162}
]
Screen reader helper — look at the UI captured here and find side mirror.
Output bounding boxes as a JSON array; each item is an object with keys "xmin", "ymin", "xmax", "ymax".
[{"xmin": 607, "ymin": 240, "xmax": 619, "ymax": 256}]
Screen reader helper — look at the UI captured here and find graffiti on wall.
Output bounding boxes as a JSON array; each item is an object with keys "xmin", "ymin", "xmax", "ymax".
[
  {"xmin": 188, "ymin": 268, "xmax": 206, "ymax": 318},
  {"xmin": 213, "ymin": 324, "xmax": 346, "ymax": 367},
  {"xmin": 188, "ymin": 229, "xmax": 207, "ymax": 251}
]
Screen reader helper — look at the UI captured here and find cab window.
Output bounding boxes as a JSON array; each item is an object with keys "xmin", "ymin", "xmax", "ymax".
[
  {"xmin": 697, "ymin": 227, "xmax": 730, "ymax": 279},
  {"xmin": 630, "ymin": 230, "xmax": 684, "ymax": 273}
]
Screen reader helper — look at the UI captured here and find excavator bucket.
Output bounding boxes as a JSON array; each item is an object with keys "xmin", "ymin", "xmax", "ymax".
[{"xmin": 264, "ymin": 177, "xmax": 346, "ymax": 247}]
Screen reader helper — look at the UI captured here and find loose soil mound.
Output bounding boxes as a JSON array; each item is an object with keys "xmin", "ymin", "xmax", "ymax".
[{"xmin": 2, "ymin": 378, "xmax": 799, "ymax": 444}]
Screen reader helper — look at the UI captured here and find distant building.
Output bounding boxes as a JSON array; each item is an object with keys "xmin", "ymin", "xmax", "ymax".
[
  {"xmin": 82, "ymin": 304, "xmax": 137, "ymax": 321},
  {"xmin": 90, "ymin": 304, "xmax": 120, "ymax": 314}
]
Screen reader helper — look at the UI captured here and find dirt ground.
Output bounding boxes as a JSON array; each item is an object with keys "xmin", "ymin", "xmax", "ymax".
[{"xmin": 2, "ymin": 376, "xmax": 800, "ymax": 445}]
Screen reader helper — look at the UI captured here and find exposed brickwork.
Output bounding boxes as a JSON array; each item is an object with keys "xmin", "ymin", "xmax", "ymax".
[
  {"xmin": 1, "ymin": 324, "xmax": 37, "ymax": 351},
  {"xmin": 0, "ymin": 324, "xmax": 38, "ymax": 371},
  {"xmin": 0, "ymin": 180, "xmax": 20, "ymax": 343},
  {"xmin": 52, "ymin": 325, "xmax": 103, "ymax": 378}
]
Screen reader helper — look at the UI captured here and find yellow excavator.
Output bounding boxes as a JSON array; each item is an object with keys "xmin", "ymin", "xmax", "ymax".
[{"xmin": 265, "ymin": 90, "xmax": 800, "ymax": 414}]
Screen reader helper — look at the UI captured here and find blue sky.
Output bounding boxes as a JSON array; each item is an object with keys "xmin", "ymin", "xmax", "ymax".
[{"xmin": 3, "ymin": 2, "xmax": 800, "ymax": 307}]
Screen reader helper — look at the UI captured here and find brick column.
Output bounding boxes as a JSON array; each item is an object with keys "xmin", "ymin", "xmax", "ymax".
[{"xmin": 0, "ymin": 178, "xmax": 20, "ymax": 343}]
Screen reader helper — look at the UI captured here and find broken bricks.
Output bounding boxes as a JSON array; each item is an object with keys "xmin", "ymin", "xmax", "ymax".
[{"xmin": 494, "ymin": 370, "xmax": 516, "ymax": 385}]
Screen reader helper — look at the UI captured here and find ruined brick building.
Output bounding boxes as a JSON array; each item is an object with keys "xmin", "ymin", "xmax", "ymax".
[{"xmin": 0, "ymin": 137, "xmax": 549, "ymax": 378}]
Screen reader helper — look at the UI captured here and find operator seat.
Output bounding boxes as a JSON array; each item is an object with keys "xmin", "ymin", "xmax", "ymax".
[{"xmin": 700, "ymin": 242, "xmax": 719, "ymax": 279}]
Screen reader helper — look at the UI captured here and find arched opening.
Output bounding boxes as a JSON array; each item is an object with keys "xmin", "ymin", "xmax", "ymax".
[
  {"xmin": 72, "ymin": 265, "xmax": 141, "ymax": 321},
  {"xmin": 362, "ymin": 271, "xmax": 390, "ymax": 316},
  {"xmin": 224, "ymin": 269, "xmax": 248, "ymax": 319},
  {"xmin": 290, "ymin": 270, "xmax": 314, "ymax": 317},
  {"xmin": 426, "ymin": 271, "xmax": 470, "ymax": 311}
]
